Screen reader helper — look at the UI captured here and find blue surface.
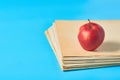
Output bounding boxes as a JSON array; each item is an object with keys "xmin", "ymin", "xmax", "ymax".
[{"xmin": 0, "ymin": 0, "xmax": 120, "ymax": 79}]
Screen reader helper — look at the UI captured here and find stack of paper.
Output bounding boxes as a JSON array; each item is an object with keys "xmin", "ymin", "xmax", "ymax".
[{"xmin": 45, "ymin": 20, "xmax": 120, "ymax": 71}]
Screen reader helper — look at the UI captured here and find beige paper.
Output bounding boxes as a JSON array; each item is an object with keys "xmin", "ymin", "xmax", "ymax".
[
  {"xmin": 54, "ymin": 20, "xmax": 120, "ymax": 57},
  {"xmin": 45, "ymin": 20, "xmax": 120, "ymax": 71}
]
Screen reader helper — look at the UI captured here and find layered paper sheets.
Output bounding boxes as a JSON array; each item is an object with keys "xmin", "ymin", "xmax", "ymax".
[{"xmin": 45, "ymin": 20, "xmax": 120, "ymax": 71}]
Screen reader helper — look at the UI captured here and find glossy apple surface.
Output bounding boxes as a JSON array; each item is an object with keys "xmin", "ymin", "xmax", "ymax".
[{"xmin": 78, "ymin": 20, "xmax": 105, "ymax": 51}]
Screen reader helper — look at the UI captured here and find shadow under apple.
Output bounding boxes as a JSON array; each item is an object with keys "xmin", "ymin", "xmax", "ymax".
[{"xmin": 97, "ymin": 41, "xmax": 120, "ymax": 52}]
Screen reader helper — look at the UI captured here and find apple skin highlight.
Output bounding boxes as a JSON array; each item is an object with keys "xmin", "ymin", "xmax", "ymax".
[{"xmin": 78, "ymin": 21, "xmax": 105, "ymax": 51}]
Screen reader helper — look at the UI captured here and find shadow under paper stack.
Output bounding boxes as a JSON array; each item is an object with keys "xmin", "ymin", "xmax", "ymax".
[{"xmin": 45, "ymin": 20, "xmax": 120, "ymax": 71}]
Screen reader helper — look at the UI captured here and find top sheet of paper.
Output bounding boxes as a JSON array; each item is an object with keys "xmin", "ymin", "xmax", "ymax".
[{"xmin": 54, "ymin": 20, "xmax": 120, "ymax": 57}]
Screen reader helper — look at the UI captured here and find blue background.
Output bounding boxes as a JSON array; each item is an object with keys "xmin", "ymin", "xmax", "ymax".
[{"xmin": 0, "ymin": 0, "xmax": 120, "ymax": 79}]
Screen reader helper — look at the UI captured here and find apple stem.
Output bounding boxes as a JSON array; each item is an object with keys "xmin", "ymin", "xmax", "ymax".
[
  {"xmin": 88, "ymin": 19, "xmax": 92, "ymax": 28},
  {"xmin": 88, "ymin": 19, "xmax": 90, "ymax": 23}
]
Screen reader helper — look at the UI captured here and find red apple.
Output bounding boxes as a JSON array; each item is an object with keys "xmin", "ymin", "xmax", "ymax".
[{"xmin": 78, "ymin": 19, "xmax": 105, "ymax": 51}]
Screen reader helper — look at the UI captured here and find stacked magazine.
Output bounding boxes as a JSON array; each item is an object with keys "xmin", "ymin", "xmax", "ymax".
[{"xmin": 45, "ymin": 20, "xmax": 120, "ymax": 71}]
